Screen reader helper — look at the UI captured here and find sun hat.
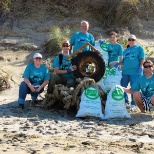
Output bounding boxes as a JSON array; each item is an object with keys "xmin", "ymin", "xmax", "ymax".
[
  {"xmin": 33, "ymin": 53, "xmax": 42, "ymax": 58},
  {"xmin": 128, "ymin": 34, "xmax": 136, "ymax": 40},
  {"xmin": 62, "ymin": 40, "xmax": 70, "ymax": 45}
]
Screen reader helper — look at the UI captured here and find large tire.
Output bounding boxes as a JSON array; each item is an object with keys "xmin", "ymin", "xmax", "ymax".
[{"xmin": 72, "ymin": 51, "xmax": 105, "ymax": 82}]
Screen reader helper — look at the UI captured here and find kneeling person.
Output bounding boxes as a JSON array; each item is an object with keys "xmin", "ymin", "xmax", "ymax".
[
  {"xmin": 18, "ymin": 53, "xmax": 50, "ymax": 109},
  {"xmin": 124, "ymin": 60, "xmax": 154, "ymax": 113},
  {"xmin": 47, "ymin": 40, "xmax": 77, "ymax": 94}
]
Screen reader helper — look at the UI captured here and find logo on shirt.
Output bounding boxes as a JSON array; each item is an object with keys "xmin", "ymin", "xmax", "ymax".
[{"xmin": 124, "ymin": 52, "xmax": 135, "ymax": 60}]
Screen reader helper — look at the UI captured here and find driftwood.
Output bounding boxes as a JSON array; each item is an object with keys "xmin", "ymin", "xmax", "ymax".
[
  {"xmin": 67, "ymin": 42, "xmax": 103, "ymax": 60},
  {"xmin": 42, "ymin": 78, "xmax": 107, "ymax": 111}
]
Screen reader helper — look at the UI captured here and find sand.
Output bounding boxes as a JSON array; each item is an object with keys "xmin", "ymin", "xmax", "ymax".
[{"xmin": 0, "ymin": 41, "xmax": 154, "ymax": 154}]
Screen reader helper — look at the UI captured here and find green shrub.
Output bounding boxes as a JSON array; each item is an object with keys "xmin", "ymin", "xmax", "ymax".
[
  {"xmin": 144, "ymin": 47, "xmax": 154, "ymax": 58},
  {"xmin": 44, "ymin": 26, "xmax": 76, "ymax": 54}
]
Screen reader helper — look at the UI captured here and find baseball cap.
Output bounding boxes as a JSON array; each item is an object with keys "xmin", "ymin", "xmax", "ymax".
[
  {"xmin": 128, "ymin": 34, "xmax": 136, "ymax": 40},
  {"xmin": 33, "ymin": 53, "xmax": 42, "ymax": 58}
]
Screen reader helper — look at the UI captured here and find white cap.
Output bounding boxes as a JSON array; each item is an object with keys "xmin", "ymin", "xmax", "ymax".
[
  {"xmin": 128, "ymin": 34, "xmax": 136, "ymax": 40},
  {"xmin": 33, "ymin": 53, "xmax": 42, "ymax": 58}
]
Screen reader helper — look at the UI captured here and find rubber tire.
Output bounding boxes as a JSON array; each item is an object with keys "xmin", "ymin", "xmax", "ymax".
[{"xmin": 72, "ymin": 51, "xmax": 105, "ymax": 82}]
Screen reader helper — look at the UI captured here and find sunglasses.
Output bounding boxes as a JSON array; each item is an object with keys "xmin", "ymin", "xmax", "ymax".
[
  {"xmin": 35, "ymin": 57, "xmax": 42, "ymax": 60},
  {"xmin": 144, "ymin": 65, "xmax": 152, "ymax": 68},
  {"xmin": 128, "ymin": 39, "xmax": 135, "ymax": 41},
  {"xmin": 62, "ymin": 44, "xmax": 70, "ymax": 47}
]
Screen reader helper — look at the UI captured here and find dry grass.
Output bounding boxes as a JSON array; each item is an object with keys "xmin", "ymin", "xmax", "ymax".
[
  {"xmin": 144, "ymin": 47, "xmax": 154, "ymax": 57},
  {"xmin": 1, "ymin": 0, "xmax": 153, "ymax": 25},
  {"xmin": 0, "ymin": 71, "xmax": 11, "ymax": 91}
]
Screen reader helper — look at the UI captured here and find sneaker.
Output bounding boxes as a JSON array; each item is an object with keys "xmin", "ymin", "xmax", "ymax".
[
  {"xmin": 19, "ymin": 104, "xmax": 24, "ymax": 110},
  {"xmin": 131, "ymin": 105, "xmax": 137, "ymax": 110},
  {"xmin": 149, "ymin": 103, "xmax": 154, "ymax": 111},
  {"xmin": 31, "ymin": 100, "xmax": 38, "ymax": 107},
  {"xmin": 125, "ymin": 103, "xmax": 130, "ymax": 109}
]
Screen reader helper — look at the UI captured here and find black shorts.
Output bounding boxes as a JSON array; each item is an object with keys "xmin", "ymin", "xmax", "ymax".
[{"xmin": 141, "ymin": 93, "xmax": 153, "ymax": 111}]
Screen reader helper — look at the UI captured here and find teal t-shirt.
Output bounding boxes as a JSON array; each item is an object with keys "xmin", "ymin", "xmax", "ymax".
[
  {"xmin": 132, "ymin": 74, "xmax": 154, "ymax": 97},
  {"xmin": 52, "ymin": 54, "xmax": 74, "ymax": 78},
  {"xmin": 122, "ymin": 45, "xmax": 145, "ymax": 75},
  {"xmin": 23, "ymin": 64, "xmax": 50, "ymax": 84},
  {"xmin": 108, "ymin": 43, "xmax": 123, "ymax": 63},
  {"xmin": 70, "ymin": 32, "xmax": 95, "ymax": 52}
]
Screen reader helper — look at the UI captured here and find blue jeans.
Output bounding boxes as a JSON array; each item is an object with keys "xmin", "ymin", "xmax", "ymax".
[
  {"xmin": 47, "ymin": 74, "xmax": 76, "ymax": 94},
  {"xmin": 18, "ymin": 81, "xmax": 44, "ymax": 105},
  {"xmin": 121, "ymin": 74, "xmax": 140, "ymax": 106}
]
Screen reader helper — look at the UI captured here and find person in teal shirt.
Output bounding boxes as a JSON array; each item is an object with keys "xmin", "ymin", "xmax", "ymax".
[
  {"xmin": 124, "ymin": 60, "xmax": 154, "ymax": 113},
  {"xmin": 69, "ymin": 20, "xmax": 95, "ymax": 52},
  {"xmin": 121, "ymin": 34, "xmax": 145, "ymax": 109},
  {"xmin": 18, "ymin": 53, "xmax": 50, "ymax": 109},
  {"xmin": 47, "ymin": 40, "xmax": 77, "ymax": 94},
  {"xmin": 108, "ymin": 31, "xmax": 123, "ymax": 67}
]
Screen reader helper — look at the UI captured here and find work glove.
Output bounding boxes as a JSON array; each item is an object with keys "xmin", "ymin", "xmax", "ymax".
[
  {"xmin": 137, "ymin": 66, "xmax": 143, "ymax": 73},
  {"xmin": 67, "ymin": 65, "xmax": 77, "ymax": 73},
  {"xmin": 98, "ymin": 40, "xmax": 104, "ymax": 45},
  {"xmin": 113, "ymin": 62, "xmax": 119, "ymax": 68},
  {"xmin": 69, "ymin": 65, "xmax": 77, "ymax": 71}
]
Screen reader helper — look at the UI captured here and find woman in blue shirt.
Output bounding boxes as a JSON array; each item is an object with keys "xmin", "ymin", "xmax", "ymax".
[
  {"xmin": 108, "ymin": 31, "xmax": 123, "ymax": 68},
  {"xmin": 121, "ymin": 34, "xmax": 145, "ymax": 109},
  {"xmin": 18, "ymin": 53, "xmax": 50, "ymax": 109}
]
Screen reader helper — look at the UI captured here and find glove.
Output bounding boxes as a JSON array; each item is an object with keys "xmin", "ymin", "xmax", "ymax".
[
  {"xmin": 67, "ymin": 65, "xmax": 77, "ymax": 73},
  {"xmin": 98, "ymin": 40, "xmax": 104, "ymax": 44},
  {"xmin": 114, "ymin": 62, "xmax": 119, "ymax": 68},
  {"xmin": 69, "ymin": 65, "xmax": 77, "ymax": 71},
  {"xmin": 137, "ymin": 66, "xmax": 143, "ymax": 73}
]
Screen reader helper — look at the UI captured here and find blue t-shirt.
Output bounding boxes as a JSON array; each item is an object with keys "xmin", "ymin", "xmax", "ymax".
[
  {"xmin": 52, "ymin": 54, "xmax": 74, "ymax": 78},
  {"xmin": 122, "ymin": 45, "xmax": 145, "ymax": 75},
  {"xmin": 23, "ymin": 64, "xmax": 50, "ymax": 84},
  {"xmin": 132, "ymin": 74, "xmax": 154, "ymax": 97},
  {"xmin": 108, "ymin": 43, "xmax": 123, "ymax": 63},
  {"xmin": 70, "ymin": 32, "xmax": 95, "ymax": 52}
]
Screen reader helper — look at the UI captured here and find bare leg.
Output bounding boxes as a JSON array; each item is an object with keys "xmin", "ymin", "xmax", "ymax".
[
  {"xmin": 133, "ymin": 92, "xmax": 146, "ymax": 113},
  {"xmin": 151, "ymin": 95, "xmax": 154, "ymax": 105}
]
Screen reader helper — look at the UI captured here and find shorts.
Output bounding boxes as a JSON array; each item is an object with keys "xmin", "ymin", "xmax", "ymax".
[{"xmin": 141, "ymin": 93, "xmax": 153, "ymax": 111}]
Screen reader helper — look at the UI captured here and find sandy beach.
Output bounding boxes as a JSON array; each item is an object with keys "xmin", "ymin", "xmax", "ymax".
[{"xmin": 0, "ymin": 48, "xmax": 154, "ymax": 154}]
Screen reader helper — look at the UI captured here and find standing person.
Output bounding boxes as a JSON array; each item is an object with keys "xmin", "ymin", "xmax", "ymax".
[
  {"xmin": 121, "ymin": 34, "xmax": 145, "ymax": 109},
  {"xmin": 18, "ymin": 53, "xmax": 50, "ymax": 109},
  {"xmin": 108, "ymin": 31, "xmax": 123, "ymax": 68},
  {"xmin": 124, "ymin": 60, "xmax": 154, "ymax": 113},
  {"xmin": 69, "ymin": 20, "xmax": 95, "ymax": 53},
  {"xmin": 47, "ymin": 40, "xmax": 77, "ymax": 94}
]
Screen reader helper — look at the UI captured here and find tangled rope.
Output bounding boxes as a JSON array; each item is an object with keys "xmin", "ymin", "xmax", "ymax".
[{"xmin": 42, "ymin": 78, "xmax": 107, "ymax": 111}]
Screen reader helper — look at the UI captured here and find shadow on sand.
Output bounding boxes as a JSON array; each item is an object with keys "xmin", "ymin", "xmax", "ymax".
[{"xmin": 0, "ymin": 99, "xmax": 153, "ymax": 127}]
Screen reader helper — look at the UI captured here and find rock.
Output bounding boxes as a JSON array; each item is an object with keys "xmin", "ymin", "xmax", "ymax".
[
  {"xmin": 82, "ymin": 141, "xmax": 92, "ymax": 145},
  {"xmin": 129, "ymin": 138, "xmax": 137, "ymax": 142}
]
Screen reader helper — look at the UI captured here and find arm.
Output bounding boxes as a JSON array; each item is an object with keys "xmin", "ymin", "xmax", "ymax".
[
  {"xmin": 90, "ymin": 34, "xmax": 95, "ymax": 46},
  {"xmin": 54, "ymin": 67, "xmax": 68, "ymax": 74},
  {"xmin": 119, "ymin": 56, "xmax": 123, "ymax": 63},
  {"xmin": 69, "ymin": 34, "xmax": 75, "ymax": 52},
  {"xmin": 137, "ymin": 58, "xmax": 144, "ymax": 73},
  {"xmin": 119, "ymin": 45, "xmax": 123, "ymax": 63},
  {"xmin": 140, "ymin": 58, "xmax": 144, "ymax": 67},
  {"xmin": 123, "ymin": 87, "xmax": 134, "ymax": 94},
  {"xmin": 24, "ymin": 78, "xmax": 35, "ymax": 92},
  {"xmin": 35, "ymin": 80, "xmax": 49, "ymax": 92},
  {"xmin": 54, "ymin": 66, "xmax": 76, "ymax": 75},
  {"xmin": 69, "ymin": 45, "xmax": 73, "ymax": 53},
  {"xmin": 139, "ymin": 46, "xmax": 145, "ymax": 67}
]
